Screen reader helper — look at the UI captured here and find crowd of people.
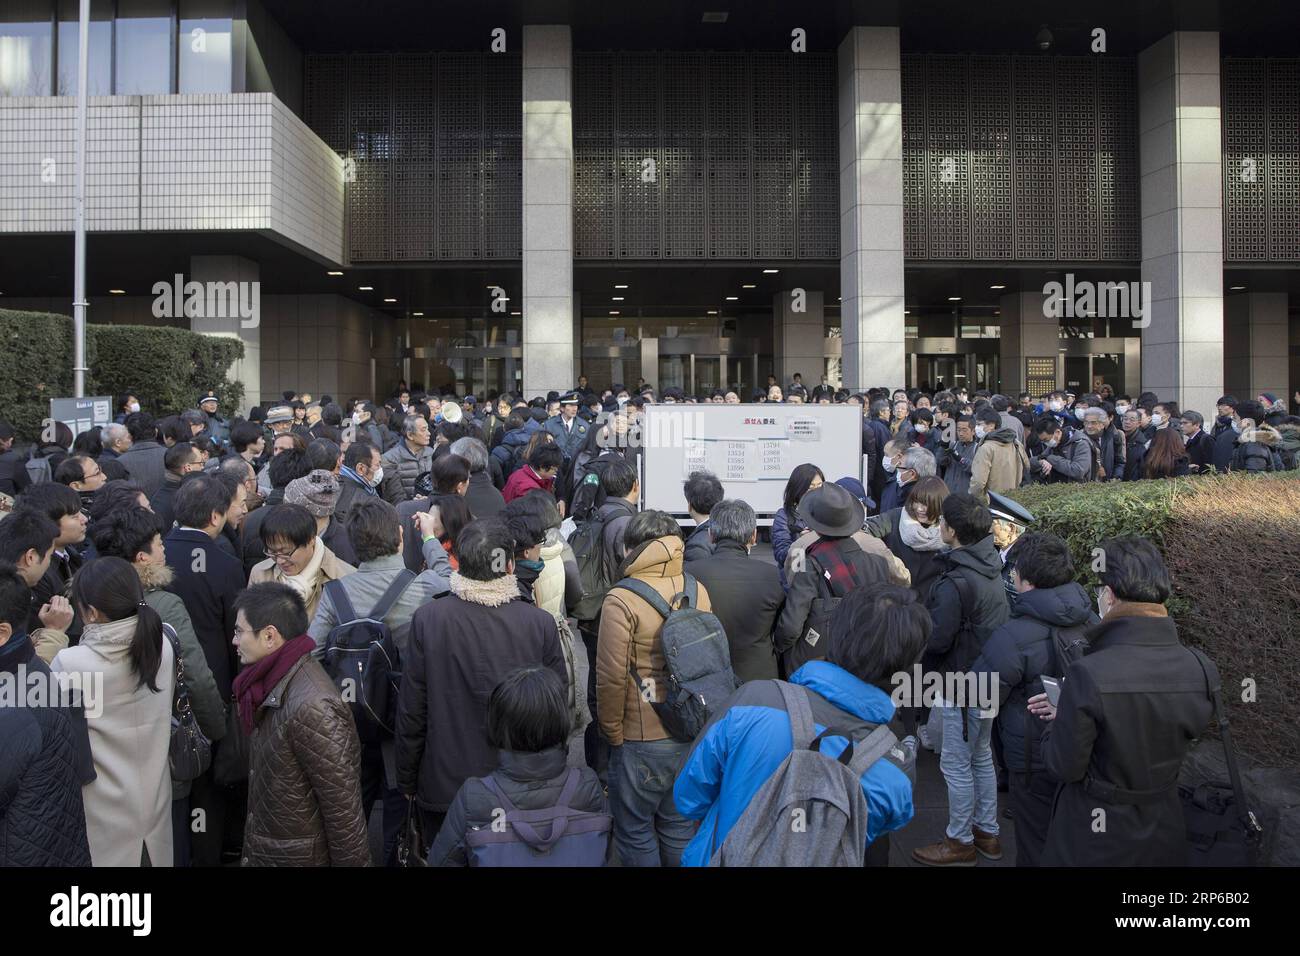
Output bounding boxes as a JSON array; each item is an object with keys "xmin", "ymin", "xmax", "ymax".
[{"xmin": 0, "ymin": 372, "xmax": 1281, "ymax": 868}]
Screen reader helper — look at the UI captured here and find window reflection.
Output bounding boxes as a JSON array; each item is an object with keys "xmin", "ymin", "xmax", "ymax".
[
  {"xmin": 115, "ymin": 0, "xmax": 173, "ymax": 95},
  {"xmin": 179, "ymin": 0, "xmax": 232, "ymax": 94},
  {"xmin": 56, "ymin": 0, "xmax": 112, "ymax": 96},
  {"xmin": 0, "ymin": 1, "xmax": 53, "ymax": 97}
]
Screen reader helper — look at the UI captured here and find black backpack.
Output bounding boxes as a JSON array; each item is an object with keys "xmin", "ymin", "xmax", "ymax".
[
  {"xmin": 1236, "ymin": 442, "xmax": 1275, "ymax": 473},
  {"xmin": 614, "ymin": 574, "xmax": 738, "ymax": 743},
  {"xmin": 1051, "ymin": 624, "xmax": 1090, "ymax": 676},
  {"xmin": 321, "ymin": 571, "xmax": 413, "ymax": 742},
  {"xmin": 569, "ymin": 506, "xmax": 622, "ymax": 622}
]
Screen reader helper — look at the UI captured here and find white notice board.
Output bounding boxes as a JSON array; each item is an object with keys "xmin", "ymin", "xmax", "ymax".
[{"xmin": 640, "ymin": 404, "xmax": 863, "ymax": 517}]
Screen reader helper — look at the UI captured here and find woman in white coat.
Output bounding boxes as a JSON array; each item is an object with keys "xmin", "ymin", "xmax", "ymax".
[{"xmin": 53, "ymin": 556, "xmax": 174, "ymax": 867}]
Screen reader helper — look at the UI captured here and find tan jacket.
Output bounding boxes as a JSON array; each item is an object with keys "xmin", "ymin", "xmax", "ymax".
[
  {"xmin": 249, "ymin": 540, "xmax": 355, "ymax": 621},
  {"xmin": 32, "ymin": 627, "xmax": 69, "ymax": 665},
  {"xmin": 596, "ymin": 535, "xmax": 712, "ymax": 746},
  {"xmin": 241, "ymin": 654, "xmax": 370, "ymax": 867},
  {"xmin": 969, "ymin": 433, "xmax": 1030, "ymax": 503}
]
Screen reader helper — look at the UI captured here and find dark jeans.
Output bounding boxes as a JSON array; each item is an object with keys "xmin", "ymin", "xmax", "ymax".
[
  {"xmin": 607, "ymin": 739, "xmax": 696, "ymax": 867},
  {"xmin": 171, "ymin": 796, "xmax": 190, "ymax": 867},
  {"xmin": 360, "ymin": 741, "xmax": 407, "ymax": 866},
  {"xmin": 580, "ymin": 625, "xmax": 608, "ymax": 777},
  {"xmin": 1009, "ymin": 770, "xmax": 1058, "ymax": 867},
  {"xmin": 188, "ymin": 769, "xmax": 247, "ymax": 867}
]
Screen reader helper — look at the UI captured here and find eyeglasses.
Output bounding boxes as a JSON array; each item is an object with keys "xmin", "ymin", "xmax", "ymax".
[
  {"xmin": 264, "ymin": 545, "xmax": 301, "ymax": 560},
  {"xmin": 233, "ymin": 624, "xmax": 257, "ymax": 638}
]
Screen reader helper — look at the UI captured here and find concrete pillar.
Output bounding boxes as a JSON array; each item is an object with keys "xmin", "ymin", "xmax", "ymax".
[
  {"xmin": 190, "ymin": 255, "xmax": 260, "ymax": 414},
  {"xmin": 774, "ymin": 290, "xmax": 825, "ymax": 389},
  {"xmin": 999, "ymin": 291, "xmax": 1061, "ymax": 397},
  {"xmin": 838, "ymin": 26, "xmax": 905, "ymax": 391},
  {"xmin": 1138, "ymin": 32, "xmax": 1224, "ymax": 416},
  {"xmin": 1224, "ymin": 292, "xmax": 1289, "ymax": 402},
  {"xmin": 522, "ymin": 24, "xmax": 575, "ymax": 398}
]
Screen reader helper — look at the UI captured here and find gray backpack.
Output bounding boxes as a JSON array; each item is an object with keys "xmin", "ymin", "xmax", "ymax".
[{"xmin": 709, "ymin": 681, "xmax": 900, "ymax": 867}]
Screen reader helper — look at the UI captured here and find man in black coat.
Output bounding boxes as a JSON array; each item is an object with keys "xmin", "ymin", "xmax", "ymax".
[
  {"xmin": 16, "ymin": 483, "xmax": 87, "ymax": 642},
  {"xmin": 1120, "ymin": 409, "xmax": 1147, "ymax": 480},
  {"xmin": 1180, "ymin": 411, "xmax": 1214, "ymax": 473},
  {"xmin": 682, "ymin": 470, "xmax": 724, "ymax": 563},
  {"xmin": 395, "ymin": 518, "xmax": 566, "ymax": 839},
  {"xmin": 117, "ymin": 412, "xmax": 168, "ymax": 497},
  {"xmin": 0, "ymin": 421, "xmax": 31, "ymax": 497},
  {"xmin": 972, "ymin": 532, "xmax": 1097, "ymax": 866},
  {"xmin": 395, "ymin": 454, "xmax": 470, "ymax": 572},
  {"xmin": 163, "ymin": 472, "xmax": 247, "ymax": 867},
  {"xmin": 1211, "ymin": 400, "xmax": 1266, "ymax": 473},
  {"xmin": 0, "ymin": 567, "xmax": 92, "ymax": 866},
  {"xmin": 239, "ymin": 449, "xmax": 312, "ymax": 578},
  {"xmin": 685, "ymin": 499, "xmax": 785, "ymax": 683},
  {"xmin": 449, "ymin": 437, "xmax": 505, "ymax": 520},
  {"xmin": 150, "ymin": 441, "xmax": 204, "ymax": 534},
  {"xmin": 1031, "ymin": 536, "xmax": 1214, "ymax": 867}
]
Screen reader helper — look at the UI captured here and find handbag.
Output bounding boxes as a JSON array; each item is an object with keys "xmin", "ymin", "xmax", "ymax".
[
  {"xmin": 164, "ymin": 623, "xmax": 212, "ymax": 782},
  {"xmin": 396, "ymin": 799, "xmax": 427, "ymax": 868},
  {"xmin": 1180, "ymin": 647, "xmax": 1264, "ymax": 866}
]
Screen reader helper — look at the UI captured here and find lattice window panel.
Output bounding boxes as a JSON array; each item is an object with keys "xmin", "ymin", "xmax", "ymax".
[
  {"xmin": 615, "ymin": 55, "xmax": 661, "ymax": 257},
  {"xmin": 901, "ymin": 55, "xmax": 928, "ymax": 258},
  {"xmin": 348, "ymin": 54, "xmax": 393, "ymax": 261},
  {"xmin": 1223, "ymin": 59, "xmax": 1268, "ymax": 260},
  {"xmin": 752, "ymin": 54, "xmax": 795, "ymax": 259},
  {"xmin": 1012, "ymin": 56, "xmax": 1056, "ymax": 260},
  {"xmin": 794, "ymin": 54, "xmax": 838, "ymax": 258},
  {"xmin": 484, "ymin": 54, "xmax": 522, "ymax": 259},
  {"xmin": 574, "ymin": 54, "xmax": 617, "ymax": 258},
  {"xmin": 1055, "ymin": 58, "xmax": 1099, "ymax": 260},
  {"xmin": 1098, "ymin": 58, "xmax": 1139, "ymax": 260},
  {"xmin": 304, "ymin": 55, "xmax": 348, "ymax": 152},
  {"xmin": 662, "ymin": 53, "xmax": 706, "ymax": 259},
  {"xmin": 436, "ymin": 53, "xmax": 484, "ymax": 260},
  {"xmin": 969, "ymin": 55, "xmax": 1013, "ymax": 260},
  {"xmin": 389, "ymin": 55, "xmax": 435, "ymax": 260},
  {"xmin": 1267, "ymin": 60, "xmax": 1300, "ymax": 260},
  {"xmin": 926, "ymin": 55, "xmax": 970, "ymax": 259},
  {"xmin": 706, "ymin": 57, "xmax": 751, "ymax": 258}
]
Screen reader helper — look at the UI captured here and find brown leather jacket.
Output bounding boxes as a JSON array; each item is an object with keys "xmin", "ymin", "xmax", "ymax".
[
  {"xmin": 241, "ymin": 654, "xmax": 371, "ymax": 867},
  {"xmin": 596, "ymin": 535, "xmax": 712, "ymax": 746}
]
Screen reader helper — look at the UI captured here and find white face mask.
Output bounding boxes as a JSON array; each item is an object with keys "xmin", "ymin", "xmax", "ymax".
[
  {"xmin": 370, "ymin": 466, "xmax": 384, "ymax": 487},
  {"xmin": 351, "ymin": 413, "xmax": 362, "ymax": 426},
  {"xmin": 1049, "ymin": 400, "xmax": 1064, "ymax": 413},
  {"xmin": 896, "ymin": 470, "xmax": 910, "ymax": 486},
  {"xmin": 1074, "ymin": 407, "xmax": 1088, "ymax": 420},
  {"xmin": 1151, "ymin": 413, "xmax": 1164, "ymax": 426},
  {"xmin": 974, "ymin": 425, "xmax": 988, "ymax": 440},
  {"xmin": 882, "ymin": 458, "xmax": 897, "ymax": 474},
  {"xmin": 128, "ymin": 402, "xmax": 140, "ymax": 414},
  {"xmin": 914, "ymin": 423, "xmax": 928, "ymax": 434},
  {"xmin": 1115, "ymin": 404, "xmax": 1129, "ymax": 416}
]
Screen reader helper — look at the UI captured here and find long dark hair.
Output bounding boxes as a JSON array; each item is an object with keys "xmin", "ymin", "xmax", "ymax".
[
  {"xmin": 1142, "ymin": 428, "xmax": 1188, "ymax": 480},
  {"xmin": 783, "ymin": 463, "xmax": 825, "ymax": 523},
  {"xmin": 70, "ymin": 556, "xmax": 165, "ymax": 693}
]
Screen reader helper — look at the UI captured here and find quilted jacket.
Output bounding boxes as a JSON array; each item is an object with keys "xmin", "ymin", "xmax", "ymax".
[
  {"xmin": 241, "ymin": 654, "xmax": 371, "ymax": 867},
  {"xmin": 0, "ymin": 634, "xmax": 92, "ymax": 867}
]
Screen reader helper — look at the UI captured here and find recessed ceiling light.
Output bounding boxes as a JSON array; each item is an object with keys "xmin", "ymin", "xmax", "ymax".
[
  {"xmin": 609, "ymin": 311, "xmax": 620, "ymax": 315},
  {"xmin": 412, "ymin": 311, "xmax": 424, "ymax": 316},
  {"xmin": 614, "ymin": 284, "xmax": 628, "ymax": 289},
  {"xmin": 990, "ymin": 284, "xmax": 1005, "ymax": 290},
  {"xmin": 108, "ymin": 289, "xmax": 126, "ymax": 295},
  {"xmin": 742, "ymin": 284, "xmax": 756, "ymax": 289},
  {"xmin": 612, "ymin": 296, "xmax": 624, "ymax": 301},
  {"xmin": 994, "ymin": 311, "xmax": 1000, "ymax": 316},
  {"xmin": 359, "ymin": 286, "xmax": 373, "ymax": 291},
  {"xmin": 510, "ymin": 311, "xmax": 521, "ymax": 316},
  {"xmin": 707, "ymin": 310, "xmax": 718, "ymax": 315},
  {"xmin": 383, "ymin": 298, "xmax": 397, "ymax": 303},
  {"xmin": 904, "ymin": 310, "xmax": 910, "ymax": 315},
  {"xmin": 762, "ymin": 269, "xmax": 778, "ymax": 274},
  {"xmin": 948, "ymin": 296, "xmax": 962, "ymax": 301},
  {"xmin": 327, "ymin": 271, "xmax": 343, "ymax": 276},
  {"xmin": 726, "ymin": 296, "xmax": 739, "ymax": 301},
  {"xmin": 1229, "ymin": 285, "xmax": 1246, "ymax": 291}
]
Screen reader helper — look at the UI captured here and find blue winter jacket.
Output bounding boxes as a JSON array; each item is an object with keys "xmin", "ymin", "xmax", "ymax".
[
  {"xmin": 673, "ymin": 661, "xmax": 914, "ymax": 866},
  {"xmin": 490, "ymin": 418, "xmax": 540, "ymax": 474}
]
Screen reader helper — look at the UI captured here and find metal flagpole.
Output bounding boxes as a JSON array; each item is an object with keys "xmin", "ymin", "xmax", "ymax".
[{"xmin": 72, "ymin": 0, "xmax": 90, "ymax": 397}]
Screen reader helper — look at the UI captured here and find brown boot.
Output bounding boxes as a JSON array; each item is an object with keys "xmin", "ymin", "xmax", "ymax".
[
  {"xmin": 972, "ymin": 827, "xmax": 1003, "ymax": 861},
  {"xmin": 911, "ymin": 836, "xmax": 977, "ymax": 867}
]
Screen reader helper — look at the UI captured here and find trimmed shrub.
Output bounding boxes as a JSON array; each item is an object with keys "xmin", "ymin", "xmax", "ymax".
[
  {"xmin": 1009, "ymin": 473, "xmax": 1300, "ymax": 767},
  {"xmin": 0, "ymin": 310, "xmax": 243, "ymax": 440}
]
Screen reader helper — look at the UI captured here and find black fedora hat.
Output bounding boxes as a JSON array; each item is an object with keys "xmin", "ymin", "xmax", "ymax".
[{"xmin": 799, "ymin": 482, "xmax": 864, "ymax": 538}]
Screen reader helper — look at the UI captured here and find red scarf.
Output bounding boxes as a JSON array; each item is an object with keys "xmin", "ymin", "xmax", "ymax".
[{"xmin": 231, "ymin": 634, "xmax": 316, "ymax": 735}]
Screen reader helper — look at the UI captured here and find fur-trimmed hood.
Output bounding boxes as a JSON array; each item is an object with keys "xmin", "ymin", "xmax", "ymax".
[
  {"xmin": 449, "ymin": 571, "xmax": 522, "ymax": 607},
  {"xmin": 135, "ymin": 560, "xmax": 175, "ymax": 592},
  {"xmin": 1240, "ymin": 424, "xmax": 1281, "ymax": 447}
]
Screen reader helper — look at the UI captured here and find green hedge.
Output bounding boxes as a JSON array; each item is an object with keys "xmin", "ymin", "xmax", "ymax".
[
  {"xmin": 0, "ymin": 310, "xmax": 244, "ymax": 441},
  {"xmin": 1008, "ymin": 473, "xmax": 1300, "ymax": 767}
]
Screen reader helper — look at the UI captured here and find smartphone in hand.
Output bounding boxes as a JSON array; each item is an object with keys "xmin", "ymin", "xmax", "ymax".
[{"xmin": 1041, "ymin": 675, "xmax": 1061, "ymax": 708}]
